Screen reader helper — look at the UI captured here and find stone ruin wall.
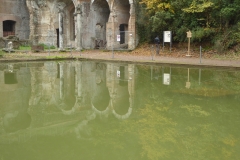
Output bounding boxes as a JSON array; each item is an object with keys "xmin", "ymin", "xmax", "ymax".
[
  {"xmin": 0, "ymin": 0, "xmax": 30, "ymax": 40},
  {"xmin": 0, "ymin": 0, "xmax": 30, "ymax": 48},
  {"xmin": 0, "ymin": 0, "xmax": 136, "ymax": 50}
]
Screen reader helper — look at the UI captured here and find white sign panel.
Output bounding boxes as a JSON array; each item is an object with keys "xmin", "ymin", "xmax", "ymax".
[
  {"xmin": 117, "ymin": 70, "xmax": 120, "ymax": 77},
  {"xmin": 117, "ymin": 35, "xmax": 120, "ymax": 42},
  {"xmin": 163, "ymin": 73, "xmax": 171, "ymax": 85},
  {"xmin": 164, "ymin": 31, "xmax": 171, "ymax": 43}
]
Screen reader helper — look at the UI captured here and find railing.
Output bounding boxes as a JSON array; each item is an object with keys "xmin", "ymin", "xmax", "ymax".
[{"xmin": 3, "ymin": 31, "xmax": 15, "ymax": 37}]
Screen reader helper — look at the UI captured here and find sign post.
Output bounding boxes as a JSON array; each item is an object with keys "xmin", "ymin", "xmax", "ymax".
[
  {"xmin": 186, "ymin": 30, "xmax": 192, "ymax": 56},
  {"xmin": 163, "ymin": 31, "xmax": 172, "ymax": 52}
]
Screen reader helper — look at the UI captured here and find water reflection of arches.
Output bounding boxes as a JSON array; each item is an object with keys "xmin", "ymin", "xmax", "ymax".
[
  {"xmin": 0, "ymin": 61, "xmax": 136, "ymax": 139},
  {"xmin": 106, "ymin": 63, "xmax": 135, "ymax": 120},
  {"xmin": 20, "ymin": 61, "xmax": 136, "ymax": 134},
  {"xmin": 75, "ymin": 62, "xmax": 135, "ymax": 139},
  {"xmin": 91, "ymin": 63, "xmax": 111, "ymax": 116},
  {"xmin": 59, "ymin": 62, "xmax": 136, "ymax": 120}
]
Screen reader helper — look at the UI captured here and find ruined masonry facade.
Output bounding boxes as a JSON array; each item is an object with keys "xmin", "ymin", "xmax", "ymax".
[{"xmin": 0, "ymin": 0, "xmax": 137, "ymax": 50}]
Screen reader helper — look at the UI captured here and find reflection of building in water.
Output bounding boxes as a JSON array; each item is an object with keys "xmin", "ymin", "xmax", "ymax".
[
  {"xmin": 0, "ymin": 61, "xmax": 136, "ymax": 135},
  {"xmin": 106, "ymin": 63, "xmax": 135, "ymax": 120},
  {"xmin": 0, "ymin": 63, "xmax": 32, "ymax": 133}
]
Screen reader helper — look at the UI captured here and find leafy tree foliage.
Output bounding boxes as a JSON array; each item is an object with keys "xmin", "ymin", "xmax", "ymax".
[{"xmin": 136, "ymin": 0, "xmax": 240, "ymax": 52}]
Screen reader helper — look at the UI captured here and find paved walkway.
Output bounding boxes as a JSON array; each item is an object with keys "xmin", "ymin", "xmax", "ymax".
[{"xmin": 1, "ymin": 51, "xmax": 240, "ymax": 68}]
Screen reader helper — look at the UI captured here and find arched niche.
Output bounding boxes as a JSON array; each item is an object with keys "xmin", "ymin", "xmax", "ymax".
[
  {"xmin": 115, "ymin": 0, "xmax": 130, "ymax": 25},
  {"xmin": 91, "ymin": 63, "xmax": 110, "ymax": 114},
  {"xmin": 106, "ymin": 0, "xmax": 131, "ymax": 49}
]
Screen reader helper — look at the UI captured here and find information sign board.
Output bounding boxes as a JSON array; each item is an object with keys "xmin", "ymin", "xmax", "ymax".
[
  {"xmin": 117, "ymin": 35, "xmax": 120, "ymax": 42},
  {"xmin": 164, "ymin": 31, "xmax": 171, "ymax": 42}
]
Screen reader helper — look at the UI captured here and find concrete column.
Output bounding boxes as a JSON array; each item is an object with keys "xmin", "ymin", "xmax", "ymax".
[
  {"xmin": 0, "ymin": 21, "xmax": 3, "ymax": 37},
  {"xmin": 59, "ymin": 12, "xmax": 64, "ymax": 50},
  {"xmin": 106, "ymin": 10, "xmax": 117, "ymax": 50},
  {"xmin": 128, "ymin": 2, "xmax": 136, "ymax": 50},
  {"xmin": 75, "ymin": 4, "xmax": 82, "ymax": 51},
  {"xmin": 112, "ymin": 10, "xmax": 117, "ymax": 49}
]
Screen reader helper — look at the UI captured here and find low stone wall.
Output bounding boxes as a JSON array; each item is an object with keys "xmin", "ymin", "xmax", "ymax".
[
  {"xmin": 0, "ymin": 37, "xmax": 30, "ymax": 49},
  {"xmin": 0, "ymin": 37, "xmax": 7, "ymax": 48}
]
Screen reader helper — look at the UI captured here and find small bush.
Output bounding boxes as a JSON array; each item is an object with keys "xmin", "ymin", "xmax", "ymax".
[
  {"xmin": 0, "ymin": 50, "xmax": 4, "ymax": 57},
  {"xmin": 214, "ymin": 23, "xmax": 240, "ymax": 53},
  {"xmin": 192, "ymin": 27, "xmax": 216, "ymax": 42},
  {"xmin": 19, "ymin": 45, "xmax": 31, "ymax": 50},
  {"xmin": 39, "ymin": 43, "xmax": 56, "ymax": 49}
]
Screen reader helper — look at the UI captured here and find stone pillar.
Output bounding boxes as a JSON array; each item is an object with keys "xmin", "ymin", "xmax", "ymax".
[
  {"xmin": 112, "ymin": 10, "xmax": 117, "ymax": 49},
  {"xmin": 0, "ymin": 21, "xmax": 3, "ymax": 37},
  {"xmin": 57, "ymin": 2, "xmax": 66, "ymax": 50},
  {"xmin": 106, "ymin": 9, "xmax": 117, "ymax": 50},
  {"xmin": 75, "ymin": 4, "xmax": 82, "ymax": 51},
  {"xmin": 128, "ymin": 1, "xmax": 136, "ymax": 50},
  {"xmin": 58, "ymin": 11, "xmax": 64, "ymax": 50}
]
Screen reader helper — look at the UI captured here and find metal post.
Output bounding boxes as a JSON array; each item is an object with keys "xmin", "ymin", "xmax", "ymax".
[
  {"xmin": 156, "ymin": 44, "xmax": 160, "ymax": 55},
  {"xmin": 163, "ymin": 32, "xmax": 164, "ymax": 52},
  {"xmin": 151, "ymin": 66, "xmax": 153, "ymax": 80},
  {"xmin": 70, "ymin": 44, "xmax": 72, "ymax": 57},
  {"xmin": 170, "ymin": 39, "xmax": 172, "ymax": 53},
  {"xmin": 48, "ymin": 43, "xmax": 50, "ymax": 56},
  {"xmin": 112, "ymin": 38, "xmax": 114, "ymax": 59},
  {"xmin": 151, "ymin": 45, "xmax": 154, "ymax": 61},
  {"xmin": 199, "ymin": 69, "xmax": 201, "ymax": 85}
]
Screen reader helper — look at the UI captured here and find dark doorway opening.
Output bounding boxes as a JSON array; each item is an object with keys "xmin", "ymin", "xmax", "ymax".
[
  {"xmin": 3, "ymin": 20, "xmax": 16, "ymax": 37},
  {"xmin": 56, "ymin": 29, "xmax": 59, "ymax": 47},
  {"xmin": 4, "ymin": 72, "xmax": 17, "ymax": 84},
  {"xmin": 119, "ymin": 24, "xmax": 128, "ymax": 44}
]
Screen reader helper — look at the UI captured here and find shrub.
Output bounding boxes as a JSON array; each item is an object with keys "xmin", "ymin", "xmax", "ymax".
[
  {"xmin": 214, "ymin": 22, "xmax": 240, "ymax": 53},
  {"xmin": 0, "ymin": 50, "xmax": 4, "ymax": 58},
  {"xmin": 192, "ymin": 27, "xmax": 216, "ymax": 42},
  {"xmin": 39, "ymin": 43, "xmax": 56, "ymax": 49}
]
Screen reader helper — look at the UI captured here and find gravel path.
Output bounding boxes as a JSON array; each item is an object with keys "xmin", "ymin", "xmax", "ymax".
[{"xmin": 1, "ymin": 50, "xmax": 240, "ymax": 68}]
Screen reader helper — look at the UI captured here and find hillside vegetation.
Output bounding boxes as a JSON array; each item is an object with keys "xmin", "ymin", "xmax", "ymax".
[{"xmin": 136, "ymin": 0, "xmax": 240, "ymax": 54}]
